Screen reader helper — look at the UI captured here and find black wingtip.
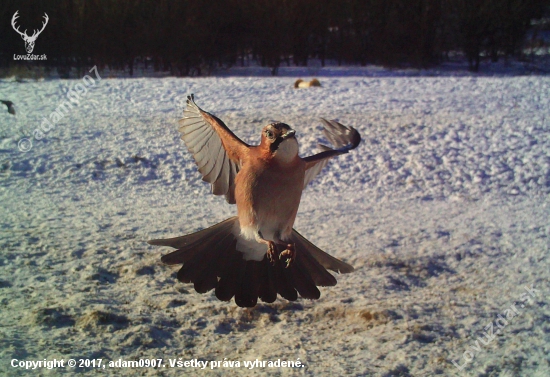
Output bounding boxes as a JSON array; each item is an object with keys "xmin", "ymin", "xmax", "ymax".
[
  {"xmin": 319, "ymin": 118, "xmax": 362, "ymax": 152},
  {"xmin": 348, "ymin": 126, "xmax": 361, "ymax": 150}
]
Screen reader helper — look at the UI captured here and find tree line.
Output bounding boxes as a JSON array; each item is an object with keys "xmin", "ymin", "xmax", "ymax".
[{"xmin": 0, "ymin": 0, "xmax": 548, "ymax": 75}]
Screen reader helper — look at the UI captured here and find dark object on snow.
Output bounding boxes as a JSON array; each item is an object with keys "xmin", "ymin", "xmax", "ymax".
[
  {"xmin": 1, "ymin": 100, "xmax": 15, "ymax": 115},
  {"xmin": 294, "ymin": 78, "xmax": 321, "ymax": 88}
]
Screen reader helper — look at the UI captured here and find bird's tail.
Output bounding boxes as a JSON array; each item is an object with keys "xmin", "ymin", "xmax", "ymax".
[{"xmin": 148, "ymin": 217, "xmax": 354, "ymax": 307}]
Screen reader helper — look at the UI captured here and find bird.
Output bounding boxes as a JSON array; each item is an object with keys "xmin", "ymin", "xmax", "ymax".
[
  {"xmin": 148, "ymin": 94, "xmax": 361, "ymax": 307},
  {"xmin": 1, "ymin": 100, "xmax": 15, "ymax": 115}
]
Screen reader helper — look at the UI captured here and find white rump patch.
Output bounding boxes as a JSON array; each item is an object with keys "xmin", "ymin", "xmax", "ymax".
[{"xmin": 233, "ymin": 222, "xmax": 290, "ymax": 261}]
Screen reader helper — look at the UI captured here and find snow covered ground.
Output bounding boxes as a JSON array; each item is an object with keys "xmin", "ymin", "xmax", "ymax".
[{"xmin": 0, "ymin": 70, "xmax": 549, "ymax": 376}]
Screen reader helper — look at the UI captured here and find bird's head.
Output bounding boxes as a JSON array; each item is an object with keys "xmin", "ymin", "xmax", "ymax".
[{"xmin": 261, "ymin": 122, "xmax": 298, "ymax": 162}]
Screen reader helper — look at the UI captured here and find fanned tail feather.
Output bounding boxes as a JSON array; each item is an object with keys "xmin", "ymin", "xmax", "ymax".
[{"xmin": 148, "ymin": 217, "xmax": 353, "ymax": 308}]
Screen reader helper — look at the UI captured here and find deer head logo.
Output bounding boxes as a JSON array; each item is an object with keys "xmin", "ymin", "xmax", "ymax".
[{"xmin": 11, "ymin": 11, "xmax": 49, "ymax": 54}]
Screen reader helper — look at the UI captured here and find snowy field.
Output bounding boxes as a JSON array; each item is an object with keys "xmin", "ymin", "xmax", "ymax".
[{"xmin": 0, "ymin": 70, "xmax": 549, "ymax": 376}]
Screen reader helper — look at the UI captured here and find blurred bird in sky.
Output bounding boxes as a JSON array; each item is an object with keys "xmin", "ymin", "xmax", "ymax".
[
  {"xmin": 149, "ymin": 94, "xmax": 361, "ymax": 307},
  {"xmin": 1, "ymin": 100, "xmax": 15, "ymax": 115}
]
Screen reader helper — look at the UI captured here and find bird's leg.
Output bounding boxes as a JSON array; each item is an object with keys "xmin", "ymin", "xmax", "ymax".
[
  {"xmin": 279, "ymin": 243, "xmax": 296, "ymax": 268},
  {"xmin": 255, "ymin": 231, "xmax": 278, "ymax": 265},
  {"xmin": 267, "ymin": 243, "xmax": 278, "ymax": 265}
]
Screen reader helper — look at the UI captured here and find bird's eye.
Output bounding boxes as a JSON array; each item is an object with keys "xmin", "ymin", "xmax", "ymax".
[{"xmin": 266, "ymin": 130, "xmax": 274, "ymax": 139}]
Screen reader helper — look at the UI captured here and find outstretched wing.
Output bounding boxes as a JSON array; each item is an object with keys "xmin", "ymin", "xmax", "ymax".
[
  {"xmin": 303, "ymin": 119, "xmax": 361, "ymax": 188},
  {"xmin": 178, "ymin": 94, "xmax": 249, "ymax": 203}
]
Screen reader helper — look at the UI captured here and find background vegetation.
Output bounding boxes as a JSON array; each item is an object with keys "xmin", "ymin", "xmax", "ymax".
[{"xmin": 1, "ymin": 0, "xmax": 549, "ymax": 76}]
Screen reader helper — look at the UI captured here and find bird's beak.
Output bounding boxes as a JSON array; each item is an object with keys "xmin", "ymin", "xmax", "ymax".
[{"xmin": 281, "ymin": 129, "xmax": 296, "ymax": 140}]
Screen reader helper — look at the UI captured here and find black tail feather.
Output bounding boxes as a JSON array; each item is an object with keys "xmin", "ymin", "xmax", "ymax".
[
  {"xmin": 177, "ymin": 234, "xmax": 229, "ymax": 284},
  {"xmin": 275, "ymin": 262, "xmax": 298, "ymax": 301},
  {"xmin": 258, "ymin": 258, "xmax": 277, "ymax": 303},
  {"xmin": 294, "ymin": 244, "xmax": 337, "ymax": 287},
  {"xmin": 193, "ymin": 237, "xmax": 236, "ymax": 293},
  {"xmin": 235, "ymin": 260, "xmax": 261, "ymax": 307},
  {"xmin": 215, "ymin": 247, "xmax": 244, "ymax": 301},
  {"xmin": 291, "ymin": 229, "xmax": 354, "ymax": 274},
  {"xmin": 149, "ymin": 217, "xmax": 353, "ymax": 307},
  {"xmin": 292, "ymin": 254, "xmax": 321, "ymax": 299}
]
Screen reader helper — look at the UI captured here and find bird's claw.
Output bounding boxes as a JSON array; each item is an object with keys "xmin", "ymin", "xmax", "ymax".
[
  {"xmin": 267, "ymin": 241, "xmax": 277, "ymax": 266},
  {"xmin": 279, "ymin": 243, "xmax": 295, "ymax": 268}
]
